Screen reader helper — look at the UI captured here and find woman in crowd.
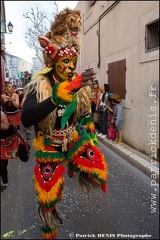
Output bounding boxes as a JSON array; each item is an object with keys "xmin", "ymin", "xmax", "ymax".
[
  {"xmin": 0, "ymin": 106, "xmax": 18, "ymax": 192},
  {"xmin": 106, "ymin": 93, "xmax": 116, "ymax": 140},
  {"xmin": 91, "ymin": 79, "xmax": 101, "ymax": 130},
  {"xmin": 96, "ymin": 83, "xmax": 110, "ymax": 138},
  {"xmin": 1, "ymin": 82, "xmax": 21, "ymax": 129}
]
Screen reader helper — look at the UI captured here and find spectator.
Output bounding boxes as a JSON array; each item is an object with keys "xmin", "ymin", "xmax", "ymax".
[
  {"xmin": 1, "ymin": 82, "xmax": 21, "ymax": 129},
  {"xmin": 91, "ymin": 80, "xmax": 100, "ymax": 129},
  {"xmin": 96, "ymin": 83, "xmax": 110, "ymax": 138},
  {"xmin": 112, "ymin": 94, "xmax": 123, "ymax": 144},
  {"xmin": 106, "ymin": 93, "xmax": 116, "ymax": 140},
  {"xmin": 0, "ymin": 106, "xmax": 18, "ymax": 192},
  {"xmin": 91, "ymin": 79, "xmax": 100, "ymax": 114}
]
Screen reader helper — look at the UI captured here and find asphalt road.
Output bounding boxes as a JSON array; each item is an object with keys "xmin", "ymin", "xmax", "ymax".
[{"xmin": 1, "ymin": 131, "xmax": 159, "ymax": 240}]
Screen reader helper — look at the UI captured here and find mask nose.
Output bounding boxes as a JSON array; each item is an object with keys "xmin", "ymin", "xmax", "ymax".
[{"xmin": 68, "ymin": 62, "xmax": 75, "ymax": 70}]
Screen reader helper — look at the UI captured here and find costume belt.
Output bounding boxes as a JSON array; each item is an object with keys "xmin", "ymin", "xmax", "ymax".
[{"xmin": 44, "ymin": 125, "xmax": 76, "ymax": 152}]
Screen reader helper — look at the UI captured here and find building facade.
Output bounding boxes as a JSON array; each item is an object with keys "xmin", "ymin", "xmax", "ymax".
[
  {"xmin": 8, "ymin": 54, "xmax": 33, "ymax": 78},
  {"xmin": 32, "ymin": 57, "xmax": 43, "ymax": 76},
  {"xmin": 1, "ymin": 1, "xmax": 33, "ymax": 91},
  {"xmin": 75, "ymin": 1, "xmax": 159, "ymax": 158}
]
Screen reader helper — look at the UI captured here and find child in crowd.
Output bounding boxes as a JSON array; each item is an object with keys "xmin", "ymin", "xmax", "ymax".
[{"xmin": 111, "ymin": 94, "xmax": 123, "ymax": 144}]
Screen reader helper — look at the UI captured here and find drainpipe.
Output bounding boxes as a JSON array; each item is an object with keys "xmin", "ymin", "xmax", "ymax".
[
  {"xmin": 97, "ymin": 0, "xmax": 120, "ymax": 68},
  {"xmin": 83, "ymin": 1, "xmax": 120, "ymax": 68},
  {"xmin": 97, "ymin": 19, "xmax": 101, "ymax": 68}
]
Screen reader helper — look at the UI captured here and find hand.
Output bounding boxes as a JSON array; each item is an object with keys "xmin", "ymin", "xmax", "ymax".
[
  {"xmin": 64, "ymin": 69, "xmax": 96, "ymax": 92},
  {"xmin": 81, "ymin": 69, "xmax": 96, "ymax": 86},
  {"xmin": 9, "ymin": 97, "xmax": 14, "ymax": 102},
  {"xmin": 6, "ymin": 96, "xmax": 11, "ymax": 101}
]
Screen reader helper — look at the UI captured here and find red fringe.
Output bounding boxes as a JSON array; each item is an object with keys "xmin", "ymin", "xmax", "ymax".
[
  {"xmin": 73, "ymin": 155, "xmax": 105, "ymax": 170},
  {"xmin": 34, "ymin": 164, "xmax": 65, "ymax": 191},
  {"xmin": 101, "ymin": 182, "xmax": 108, "ymax": 194}
]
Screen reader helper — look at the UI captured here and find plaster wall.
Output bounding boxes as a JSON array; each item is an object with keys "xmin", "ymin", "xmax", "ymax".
[{"xmin": 76, "ymin": 1, "xmax": 159, "ymax": 158}]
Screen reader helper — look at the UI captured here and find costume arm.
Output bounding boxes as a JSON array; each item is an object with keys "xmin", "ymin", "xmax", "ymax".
[{"xmin": 21, "ymin": 91, "xmax": 57, "ymax": 127}]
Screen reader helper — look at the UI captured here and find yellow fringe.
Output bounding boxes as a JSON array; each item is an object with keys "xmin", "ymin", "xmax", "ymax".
[
  {"xmin": 76, "ymin": 164, "xmax": 107, "ymax": 181},
  {"xmin": 34, "ymin": 177, "xmax": 64, "ymax": 204},
  {"xmin": 32, "ymin": 133, "xmax": 45, "ymax": 151},
  {"xmin": 73, "ymin": 130, "xmax": 79, "ymax": 139},
  {"xmin": 57, "ymin": 81, "xmax": 74, "ymax": 102}
]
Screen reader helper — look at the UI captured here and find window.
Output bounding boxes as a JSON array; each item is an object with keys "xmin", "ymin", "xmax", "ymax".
[{"xmin": 145, "ymin": 19, "xmax": 159, "ymax": 52}]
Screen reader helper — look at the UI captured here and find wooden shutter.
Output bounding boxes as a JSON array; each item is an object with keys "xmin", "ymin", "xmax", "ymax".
[{"xmin": 108, "ymin": 59, "xmax": 126, "ymax": 99}]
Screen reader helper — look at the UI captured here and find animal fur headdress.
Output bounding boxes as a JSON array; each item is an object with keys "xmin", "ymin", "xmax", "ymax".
[{"xmin": 38, "ymin": 7, "xmax": 82, "ymax": 67}]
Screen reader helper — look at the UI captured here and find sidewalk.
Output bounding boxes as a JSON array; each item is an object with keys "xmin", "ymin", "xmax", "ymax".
[{"xmin": 97, "ymin": 135, "xmax": 159, "ymax": 184}]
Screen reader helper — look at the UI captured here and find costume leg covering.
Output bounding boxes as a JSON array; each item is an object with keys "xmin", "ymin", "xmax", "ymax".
[{"xmin": 34, "ymin": 161, "xmax": 65, "ymax": 239}]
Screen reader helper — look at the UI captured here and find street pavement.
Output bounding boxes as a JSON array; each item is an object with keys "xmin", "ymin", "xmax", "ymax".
[
  {"xmin": 1, "ymin": 129, "xmax": 159, "ymax": 239},
  {"xmin": 97, "ymin": 135, "xmax": 159, "ymax": 184}
]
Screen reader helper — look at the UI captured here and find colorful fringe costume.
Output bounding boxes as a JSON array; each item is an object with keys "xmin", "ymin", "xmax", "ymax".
[{"xmin": 21, "ymin": 8, "xmax": 108, "ymax": 240}]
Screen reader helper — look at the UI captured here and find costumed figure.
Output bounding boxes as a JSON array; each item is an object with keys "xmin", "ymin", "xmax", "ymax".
[
  {"xmin": 1, "ymin": 82, "xmax": 21, "ymax": 128},
  {"xmin": 21, "ymin": 8, "xmax": 108, "ymax": 240}
]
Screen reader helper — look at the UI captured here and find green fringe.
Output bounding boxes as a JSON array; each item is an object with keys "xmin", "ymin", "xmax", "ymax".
[
  {"xmin": 92, "ymin": 173, "xmax": 104, "ymax": 183},
  {"xmin": 34, "ymin": 150, "xmax": 65, "ymax": 160},
  {"xmin": 41, "ymin": 224, "xmax": 54, "ymax": 233},
  {"xmin": 66, "ymin": 129, "xmax": 90, "ymax": 159},
  {"xmin": 91, "ymin": 133, "xmax": 98, "ymax": 146},
  {"xmin": 80, "ymin": 115, "xmax": 94, "ymax": 126},
  {"xmin": 61, "ymin": 98, "xmax": 77, "ymax": 129},
  {"xmin": 67, "ymin": 161, "xmax": 75, "ymax": 172},
  {"xmin": 44, "ymin": 138, "xmax": 51, "ymax": 146}
]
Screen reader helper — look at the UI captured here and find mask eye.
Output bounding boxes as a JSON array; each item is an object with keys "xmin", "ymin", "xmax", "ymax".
[
  {"xmin": 42, "ymin": 164, "xmax": 53, "ymax": 179},
  {"xmin": 87, "ymin": 148, "xmax": 95, "ymax": 161},
  {"xmin": 63, "ymin": 59, "xmax": 69, "ymax": 64}
]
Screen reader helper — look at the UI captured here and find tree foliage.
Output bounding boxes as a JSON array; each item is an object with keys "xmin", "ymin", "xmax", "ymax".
[{"xmin": 23, "ymin": 2, "xmax": 58, "ymax": 66}]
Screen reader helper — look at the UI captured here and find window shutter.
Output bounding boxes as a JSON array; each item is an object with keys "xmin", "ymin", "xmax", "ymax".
[{"xmin": 108, "ymin": 59, "xmax": 126, "ymax": 99}]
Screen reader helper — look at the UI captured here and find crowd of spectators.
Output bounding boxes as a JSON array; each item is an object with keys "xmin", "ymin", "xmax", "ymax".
[{"xmin": 91, "ymin": 80, "xmax": 123, "ymax": 144}]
